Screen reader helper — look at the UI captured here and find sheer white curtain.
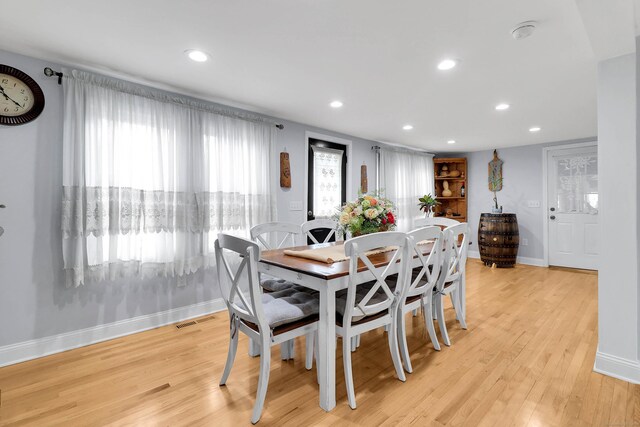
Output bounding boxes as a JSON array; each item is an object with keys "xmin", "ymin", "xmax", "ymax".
[
  {"xmin": 62, "ymin": 70, "xmax": 276, "ymax": 287},
  {"xmin": 380, "ymin": 148, "xmax": 434, "ymax": 231}
]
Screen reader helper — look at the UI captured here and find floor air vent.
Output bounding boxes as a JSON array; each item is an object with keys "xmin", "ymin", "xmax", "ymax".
[
  {"xmin": 176, "ymin": 321, "xmax": 197, "ymax": 329},
  {"xmin": 197, "ymin": 316, "xmax": 216, "ymax": 323}
]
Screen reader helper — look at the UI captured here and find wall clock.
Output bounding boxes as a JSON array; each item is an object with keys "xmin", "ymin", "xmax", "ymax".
[{"xmin": 0, "ymin": 64, "xmax": 45, "ymax": 126}]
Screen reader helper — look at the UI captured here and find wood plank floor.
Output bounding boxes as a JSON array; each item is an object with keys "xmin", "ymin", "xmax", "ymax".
[{"xmin": 0, "ymin": 260, "xmax": 636, "ymax": 426}]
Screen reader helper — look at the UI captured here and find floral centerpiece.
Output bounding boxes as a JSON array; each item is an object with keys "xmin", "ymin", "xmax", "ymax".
[{"xmin": 335, "ymin": 193, "xmax": 396, "ymax": 238}]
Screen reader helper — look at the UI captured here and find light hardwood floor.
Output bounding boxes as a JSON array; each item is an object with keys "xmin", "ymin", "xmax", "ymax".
[{"xmin": 0, "ymin": 260, "xmax": 636, "ymax": 426}]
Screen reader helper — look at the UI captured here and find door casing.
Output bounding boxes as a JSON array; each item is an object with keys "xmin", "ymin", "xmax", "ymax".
[
  {"xmin": 542, "ymin": 140, "xmax": 598, "ymax": 268},
  {"xmin": 304, "ymin": 131, "xmax": 352, "ymax": 224}
]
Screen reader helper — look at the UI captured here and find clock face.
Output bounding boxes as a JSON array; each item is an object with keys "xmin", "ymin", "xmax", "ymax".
[
  {"xmin": 0, "ymin": 73, "xmax": 35, "ymax": 116},
  {"xmin": 0, "ymin": 65, "xmax": 45, "ymax": 125}
]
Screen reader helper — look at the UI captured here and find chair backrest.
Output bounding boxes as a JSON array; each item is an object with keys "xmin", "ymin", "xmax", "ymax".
[
  {"xmin": 215, "ymin": 233, "xmax": 266, "ymax": 328},
  {"xmin": 437, "ymin": 223, "xmax": 469, "ymax": 291},
  {"xmin": 343, "ymin": 232, "xmax": 411, "ymax": 323},
  {"xmin": 250, "ymin": 222, "xmax": 303, "ymax": 250},
  {"xmin": 403, "ymin": 226, "xmax": 443, "ymax": 301},
  {"xmin": 414, "ymin": 216, "xmax": 460, "ymax": 230},
  {"xmin": 301, "ymin": 218, "xmax": 341, "ymax": 244}
]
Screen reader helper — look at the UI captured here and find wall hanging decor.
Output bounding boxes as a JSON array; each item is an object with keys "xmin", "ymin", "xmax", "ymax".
[
  {"xmin": 488, "ymin": 149, "xmax": 503, "ymax": 213},
  {"xmin": 280, "ymin": 150, "xmax": 291, "ymax": 188},
  {"xmin": 360, "ymin": 162, "xmax": 368, "ymax": 193}
]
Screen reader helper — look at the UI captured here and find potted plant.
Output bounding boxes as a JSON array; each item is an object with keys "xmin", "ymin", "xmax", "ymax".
[
  {"xmin": 418, "ymin": 194, "xmax": 440, "ymax": 217},
  {"xmin": 335, "ymin": 193, "xmax": 397, "ymax": 238}
]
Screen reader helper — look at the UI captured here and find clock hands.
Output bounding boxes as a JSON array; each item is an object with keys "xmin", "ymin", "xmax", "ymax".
[{"xmin": 0, "ymin": 85, "xmax": 24, "ymax": 109}]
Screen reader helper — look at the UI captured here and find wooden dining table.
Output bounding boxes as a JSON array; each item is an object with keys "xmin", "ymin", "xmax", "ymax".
[{"xmin": 258, "ymin": 240, "xmax": 438, "ymax": 412}]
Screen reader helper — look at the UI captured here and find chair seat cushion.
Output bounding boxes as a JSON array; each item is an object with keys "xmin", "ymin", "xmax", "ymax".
[
  {"xmin": 337, "ymin": 310, "xmax": 387, "ymax": 327},
  {"xmin": 261, "ymin": 275, "xmax": 295, "ymax": 292},
  {"xmin": 410, "ymin": 265, "xmax": 435, "ymax": 282},
  {"xmin": 335, "ymin": 281, "xmax": 392, "ymax": 322},
  {"xmin": 260, "ymin": 286, "xmax": 320, "ymax": 328},
  {"xmin": 243, "ymin": 314, "xmax": 319, "ymax": 336}
]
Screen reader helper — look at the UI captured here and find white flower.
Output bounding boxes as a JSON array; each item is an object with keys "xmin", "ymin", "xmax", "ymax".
[
  {"xmin": 353, "ymin": 206, "xmax": 363, "ymax": 216},
  {"xmin": 364, "ymin": 208, "xmax": 379, "ymax": 219},
  {"xmin": 339, "ymin": 212, "xmax": 350, "ymax": 225}
]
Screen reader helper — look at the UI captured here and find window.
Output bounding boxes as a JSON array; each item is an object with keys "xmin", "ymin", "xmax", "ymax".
[
  {"xmin": 380, "ymin": 148, "xmax": 434, "ymax": 231},
  {"xmin": 62, "ymin": 70, "xmax": 276, "ymax": 286}
]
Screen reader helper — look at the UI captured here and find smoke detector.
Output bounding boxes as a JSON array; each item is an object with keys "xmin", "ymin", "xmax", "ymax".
[{"xmin": 512, "ymin": 21, "xmax": 537, "ymax": 40}]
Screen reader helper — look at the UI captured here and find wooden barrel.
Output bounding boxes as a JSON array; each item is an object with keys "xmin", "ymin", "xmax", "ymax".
[{"xmin": 478, "ymin": 213, "xmax": 519, "ymax": 268}]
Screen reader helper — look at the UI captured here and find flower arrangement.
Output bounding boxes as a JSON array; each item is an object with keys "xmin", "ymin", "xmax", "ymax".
[{"xmin": 335, "ymin": 193, "xmax": 396, "ymax": 237}]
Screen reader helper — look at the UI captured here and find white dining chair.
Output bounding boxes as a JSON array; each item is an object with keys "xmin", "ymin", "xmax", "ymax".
[
  {"xmin": 335, "ymin": 231, "xmax": 410, "ymax": 409},
  {"xmin": 434, "ymin": 223, "xmax": 469, "ymax": 346},
  {"xmin": 250, "ymin": 222, "xmax": 303, "ymax": 251},
  {"xmin": 250, "ymin": 221, "xmax": 305, "ymax": 359},
  {"xmin": 415, "ymin": 216, "xmax": 460, "ymax": 229},
  {"xmin": 396, "ymin": 226, "xmax": 443, "ymax": 373},
  {"xmin": 301, "ymin": 218, "xmax": 342, "ymax": 244},
  {"xmin": 215, "ymin": 233, "xmax": 319, "ymax": 424},
  {"xmin": 413, "ymin": 217, "xmax": 462, "ymax": 317}
]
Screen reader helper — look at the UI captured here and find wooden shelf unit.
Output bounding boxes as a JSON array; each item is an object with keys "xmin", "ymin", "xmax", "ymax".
[{"xmin": 433, "ymin": 157, "xmax": 467, "ymax": 221}]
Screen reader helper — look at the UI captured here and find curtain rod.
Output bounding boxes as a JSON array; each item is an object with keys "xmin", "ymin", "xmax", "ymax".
[
  {"xmin": 372, "ymin": 145, "xmax": 433, "ymax": 156},
  {"xmin": 43, "ymin": 66, "xmax": 285, "ymax": 130},
  {"xmin": 44, "ymin": 67, "xmax": 63, "ymax": 85}
]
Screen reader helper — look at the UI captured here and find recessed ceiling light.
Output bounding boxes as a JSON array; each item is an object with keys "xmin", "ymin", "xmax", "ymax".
[
  {"xmin": 402, "ymin": 124, "xmax": 413, "ymax": 131},
  {"xmin": 329, "ymin": 100, "xmax": 343, "ymax": 108},
  {"xmin": 495, "ymin": 103, "xmax": 510, "ymax": 111},
  {"xmin": 529, "ymin": 126, "xmax": 541, "ymax": 132},
  {"xmin": 447, "ymin": 140, "xmax": 456, "ymax": 144},
  {"xmin": 185, "ymin": 49, "xmax": 208, "ymax": 62},
  {"xmin": 437, "ymin": 59, "xmax": 457, "ymax": 70}
]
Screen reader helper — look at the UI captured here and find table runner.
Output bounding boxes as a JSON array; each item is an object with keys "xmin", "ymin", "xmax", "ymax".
[{"xmin": 283, "ymin": 245, "xmax": 396, "ymax": 264}]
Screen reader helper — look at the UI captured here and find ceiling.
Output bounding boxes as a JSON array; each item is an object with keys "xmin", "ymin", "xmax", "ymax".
[{"xmin": 0, "ymin": 1, "xmax": 605, "ymax": 151}]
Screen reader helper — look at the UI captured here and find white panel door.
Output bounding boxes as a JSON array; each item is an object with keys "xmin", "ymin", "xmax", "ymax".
[{"xmin": 547, "ymin": 145, "xmax": 599, "ymax": 269}]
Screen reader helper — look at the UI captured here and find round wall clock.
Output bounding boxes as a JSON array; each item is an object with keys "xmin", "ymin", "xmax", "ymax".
[{"xmin": 0, "ymin": 64, "xmax": 45, "ymax": 126}]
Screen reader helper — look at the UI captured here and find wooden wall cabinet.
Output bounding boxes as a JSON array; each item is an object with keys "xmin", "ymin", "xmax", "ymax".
[{"xmin": 433, "ymin": 157, "xmax": 467, "ymax": 221}]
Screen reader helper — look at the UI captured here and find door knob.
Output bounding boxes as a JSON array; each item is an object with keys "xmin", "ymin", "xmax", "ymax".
[
  {"xmin": 550, "ymin": 207, "xmax": 555, "ymax": 211},
  {"xmin": 550, "ymin": 215, "xmax": 556, "ymax": 220}
]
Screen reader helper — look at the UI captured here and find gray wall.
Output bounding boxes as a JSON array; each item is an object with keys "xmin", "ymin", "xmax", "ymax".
[
  {"xmin": 439, "ymin": 137, "xmax": 596, "ymax": 262},
  {"xmin": 0, "ymin": 49, "xmax": 379, "ymax": 347},
  {"xmin": 595, "ymin": 52, "xmax": 638, "ymax": 366},
  {"xmin": 273, "ymin": 128, "xmax": 377, "ymax": 225}
]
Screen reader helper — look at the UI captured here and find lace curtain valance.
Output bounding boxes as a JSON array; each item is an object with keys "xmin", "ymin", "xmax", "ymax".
[{"xmin": 62, "ymin": 70, "xmax": 276, "ymax": 287}]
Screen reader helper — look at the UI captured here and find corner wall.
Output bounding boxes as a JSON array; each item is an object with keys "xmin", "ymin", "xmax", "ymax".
[{"xmin": 593, "ymin": 52, "xmax": 640, "ymax": 382}]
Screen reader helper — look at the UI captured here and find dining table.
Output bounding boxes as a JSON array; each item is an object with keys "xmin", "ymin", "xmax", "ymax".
[{"xmin": 258, "ymin": 239, "xmax": 440, "ymax": 412}]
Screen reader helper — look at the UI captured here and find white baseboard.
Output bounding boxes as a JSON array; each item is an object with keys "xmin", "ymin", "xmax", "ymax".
[
  {"xmin": 0, "ymin": 298, "xmax": 227, "ymax": 368},
  {"xmin": 594, "ymin": 350, "xmax": 640, "ymax": 384},
  {"xmin": 516, "ymin": 256, "xmax": 547, "ymax": 267},
  {"xmin": 468, "ymin": 250, "xmax": 547, "ymax": 267}
]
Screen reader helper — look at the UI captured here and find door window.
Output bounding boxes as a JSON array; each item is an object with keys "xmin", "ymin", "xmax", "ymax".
[{"xmin": 554, "ymin": 154, "xmax": 598, "ymax": 214}]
